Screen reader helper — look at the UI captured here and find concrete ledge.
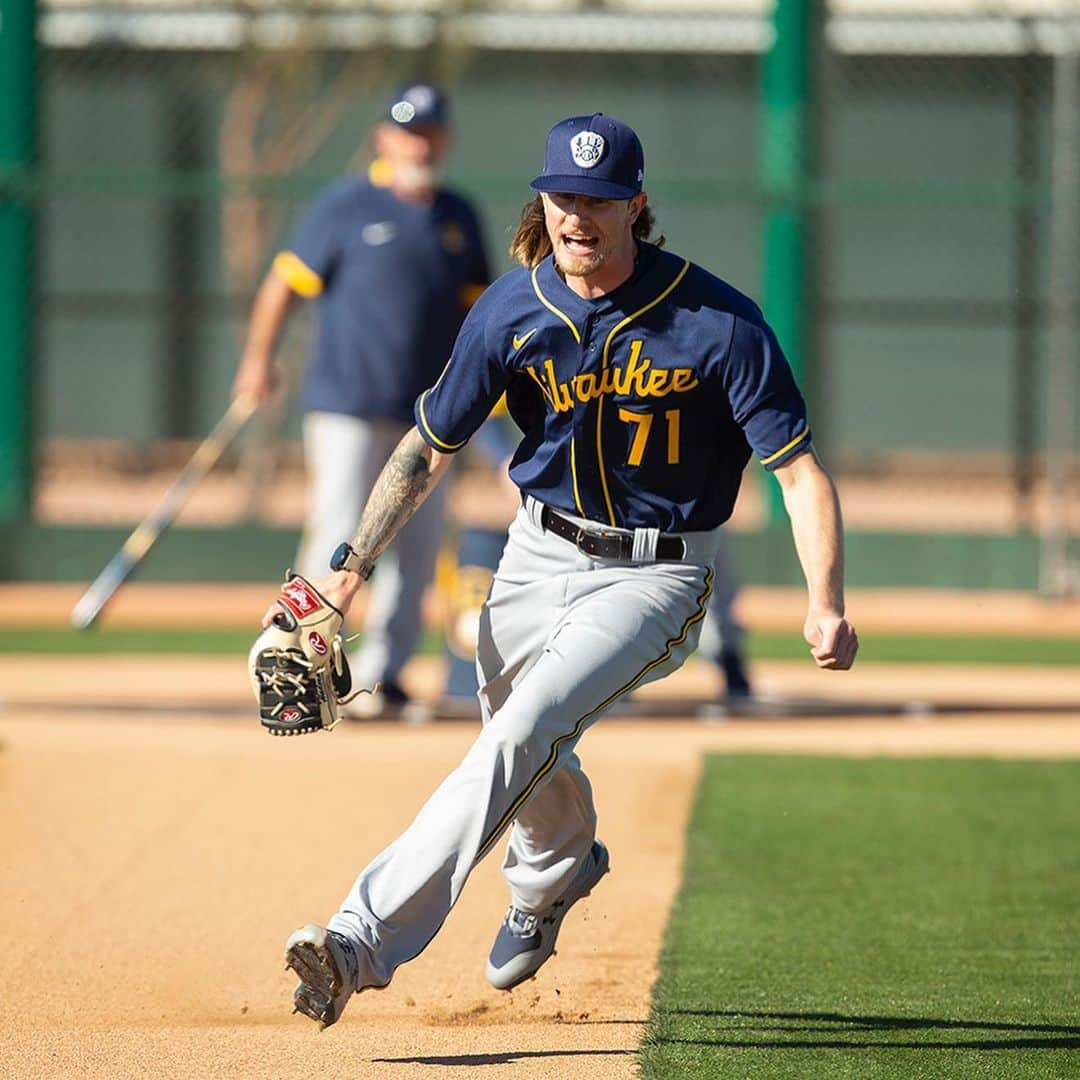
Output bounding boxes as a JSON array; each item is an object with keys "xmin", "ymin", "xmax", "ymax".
[{"xmin": 0, "ymin": 521, "xmax": 1046, "ymax": 591}]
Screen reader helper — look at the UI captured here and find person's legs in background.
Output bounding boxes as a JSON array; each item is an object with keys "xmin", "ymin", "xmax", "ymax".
[
  {"xmin": 299, "ymin": 413, "xmax": 442, "ymax": 711},
  {"xmin": 296, "ymin": 411, "xmax": 391, "ymax": 581},
  {"xmin": 697, "ymin": 529, "xmax": 753, "ymax": 699},
  {"xmin": 350, "ymin": 478, "xmax": 447, "ymax": 703}
]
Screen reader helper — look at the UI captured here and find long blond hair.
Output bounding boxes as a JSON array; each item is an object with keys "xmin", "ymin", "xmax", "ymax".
[{"xmin": 508, "ymin": 194, "xmax": 664, "ymax": 269}]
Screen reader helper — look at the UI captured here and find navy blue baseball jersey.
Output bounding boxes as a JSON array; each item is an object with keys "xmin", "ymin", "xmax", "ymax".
[
  {"xmin": 275, "ymin": 169, "xmax": 489, "ymax": 423},
  {"xmin": 415, "ymin": 242, "xmax": 810, "ymax": 533}
]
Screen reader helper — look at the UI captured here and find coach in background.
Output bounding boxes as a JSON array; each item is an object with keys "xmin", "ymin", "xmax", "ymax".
[{"xmin": 233, "ymin": 83, "xmax": 490, "ymax": 714}]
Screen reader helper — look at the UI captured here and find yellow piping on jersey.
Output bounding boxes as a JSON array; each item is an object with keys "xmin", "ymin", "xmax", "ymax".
[
  {"xmin": 417, "ymin": 389, "xmax": 468, "ymax": 452},
  {"xmin": 273, "ymin": 252, "xmax": 324, "ymax": 298},
  {"xmin": 526, "ymin": 367, "xmax": 585, "ymax": 505},
  {"xmin": 474, "ymin": 566, "xmax": 713, "ymax": 864},
  {"xmin": 595, "ymin": 258, "xmax": 691, "ymax": 526},
  {"xmin": 530, "ymin": 267, "xmax": 581, "ymax": 343},
  {"xmin": 760, "ymin": 424, "xmax": 811, "ymax": 466},
  {"xmin": 570, "ymin": 437, "xmax": 584, "ymax": 514},
  {"xmin": 531, "ymin": 265, "xmax": 584, "ymax": 513}
]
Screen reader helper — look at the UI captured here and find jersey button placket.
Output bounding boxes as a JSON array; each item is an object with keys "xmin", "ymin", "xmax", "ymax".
[
  {"xmin": 575, "ymin": 315, "xmax": 602, "ymax": 523},
  {"xmin": 593, "ymin": 312, "xmax": 622, "ymax": 529}
]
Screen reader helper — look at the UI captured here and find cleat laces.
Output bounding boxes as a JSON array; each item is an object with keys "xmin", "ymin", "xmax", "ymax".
[{"xmin": 504, "ymin": 907, "xmax": 539, "ymax": 938}]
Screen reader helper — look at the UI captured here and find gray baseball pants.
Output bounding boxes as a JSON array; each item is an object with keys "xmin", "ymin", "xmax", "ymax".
[
  {"xmin": 327, "ymin": 496, "xmax": 723, "ymax": 990},
  {"xmin": 297, "ymin": 411, "xmax": 446, "ymax": 688}
]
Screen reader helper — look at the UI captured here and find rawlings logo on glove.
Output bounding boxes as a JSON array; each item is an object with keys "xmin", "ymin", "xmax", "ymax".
[{"xmin": 248, "ymin": 573, "xmax": 374, "ymax": 736}]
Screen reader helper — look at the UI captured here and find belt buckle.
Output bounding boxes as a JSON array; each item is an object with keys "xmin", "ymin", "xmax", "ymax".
[{"xmin": 576, "ymin": 526, "xmax": 610, "ymax": 558}]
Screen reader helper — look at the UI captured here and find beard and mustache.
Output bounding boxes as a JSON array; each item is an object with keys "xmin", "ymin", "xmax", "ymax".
[{"xmin": 394, "ymin": 161, "xmax": 442, "ymax": 193}]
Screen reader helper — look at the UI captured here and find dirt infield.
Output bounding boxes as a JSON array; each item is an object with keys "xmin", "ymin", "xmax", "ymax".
[{"xmin": 2, "ymin": 651, "xmax": 1079, "ymax": 1079}]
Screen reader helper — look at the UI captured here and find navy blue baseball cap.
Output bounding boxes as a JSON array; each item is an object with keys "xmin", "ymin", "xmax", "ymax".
[
  {"xmin": 385, "ymin": 83, "xmax": 448, "ymax": 128},
  {"xmin": 531, "ymin": 113, "xmax": 645, "ymax": 200}
]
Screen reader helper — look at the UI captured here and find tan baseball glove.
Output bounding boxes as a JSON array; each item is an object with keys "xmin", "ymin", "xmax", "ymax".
[{"xmin": 248, "ymin": 574, "xmax": 371, "ymax": 736}]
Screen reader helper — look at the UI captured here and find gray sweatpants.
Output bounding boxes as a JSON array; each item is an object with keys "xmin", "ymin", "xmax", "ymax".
[
  {"xmin": 296, "ymin": 411, "xmax": 446, "ymax": 688},
  {"xmin": 327, "ymin": 496, "xmax": 723, "ymax": 990}
]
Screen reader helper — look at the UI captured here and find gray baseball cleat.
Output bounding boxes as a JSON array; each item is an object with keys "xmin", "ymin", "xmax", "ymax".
[
  {"xmin": 486, "ymin": 840, "xmax": 610, "ymax": 991},
  {"xmin": 285, "ymin": 923, "xmax": 359, "ymax": 1029}
]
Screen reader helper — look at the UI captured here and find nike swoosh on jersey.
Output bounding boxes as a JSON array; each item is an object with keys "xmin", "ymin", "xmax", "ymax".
[
  {"xmin": 512, "ymin": 328, "xmax": 538, "ymax": 350},
  {"xmin": 361, "ymin": 221, "xmax": 396, "ymax": 246}
]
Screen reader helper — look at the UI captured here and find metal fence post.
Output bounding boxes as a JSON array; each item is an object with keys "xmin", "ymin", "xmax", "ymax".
[
  {"xmin": 760, "ymin": 0, "xmax": 817, "ymax": 524},
  {"xmin": 0, "ymin": 0, "xmax": 36, "ymax": 522},
  {"xmin": 1011, "ymin": 35, "xmax": 1039, "ymax": 532},
  {"xmin": 1044, "ymin": 25, "xmax": 1080, "ymax": 597}
]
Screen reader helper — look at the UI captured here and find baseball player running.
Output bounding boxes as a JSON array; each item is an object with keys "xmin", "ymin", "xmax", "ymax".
[
  {"xmin": 234, "ymin": 83, "xmax": 489, "ymax": 713},
  {"xmin": 273, "ymin": 113, "xmax": 858, "ymax": 1027}
]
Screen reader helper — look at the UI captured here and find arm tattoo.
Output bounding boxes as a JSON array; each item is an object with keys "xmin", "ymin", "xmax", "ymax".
[{"xmin": 350, "ymin": 428, "xmax": 437, "ymax": 564}]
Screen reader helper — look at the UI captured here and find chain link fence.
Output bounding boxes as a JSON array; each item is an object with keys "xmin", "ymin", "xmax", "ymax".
[{"xmin": 19, "ymin": 0, "xmax": 1080, "ymax": 586}]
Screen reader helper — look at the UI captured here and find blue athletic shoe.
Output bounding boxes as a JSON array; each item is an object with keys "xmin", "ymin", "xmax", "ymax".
[
  {"xmin": 285, "ymin": 923, "xmax": 359, "ymax": 1029},
  {"xmin": 485, "ymin": 840, "xmax": 610, "ymax": 991}
]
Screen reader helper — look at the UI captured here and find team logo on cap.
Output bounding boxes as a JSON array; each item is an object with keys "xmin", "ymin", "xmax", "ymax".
[
  {"xmin": 570, "ymin": 131, "xmax": 605, "ymax": 169},
  {"xmin": 392, "ymin": 84, "xmax": 436, "ymax": 125}
]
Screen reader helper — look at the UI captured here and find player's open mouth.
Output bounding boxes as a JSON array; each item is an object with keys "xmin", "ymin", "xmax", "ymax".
[{"xmin": 562, "ymin": 234, "xmax": 599, "ymax": 256}]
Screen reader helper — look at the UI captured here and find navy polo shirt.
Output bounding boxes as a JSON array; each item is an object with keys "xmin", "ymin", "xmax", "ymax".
[
  {"xmin": 275, "ymin": 172, "xmax": 489, "ymax": 423},
  {"xmin": 415, "ymin": 243, "xmax": 811, "ymax": 533}
]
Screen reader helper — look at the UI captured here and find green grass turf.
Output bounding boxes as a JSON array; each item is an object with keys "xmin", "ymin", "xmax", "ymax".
[
  {"xmin": 0, "ymin": 627, "xmax": 446, "ymax": 655},
  {"xmin": 747, "ymin": 632, "xmax": 1080, "ymax": 667},
  {"xmin": 0, "ymin": 627, "xmax": 1077, "ymax": 664},
  {"xmin": 640, "ymin": 755, "xmax": 1080, "ymax": 1079}
]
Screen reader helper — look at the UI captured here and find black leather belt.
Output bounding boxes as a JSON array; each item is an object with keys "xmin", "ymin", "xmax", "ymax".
[{"xmin": 540, "ymin": 505, "xmax": 687, "ymax": 561}]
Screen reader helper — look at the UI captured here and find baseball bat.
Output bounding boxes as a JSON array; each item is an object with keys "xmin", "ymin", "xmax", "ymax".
[{"xmin": 69, "ymin": 394, "xmax": 258, "ymax": 630}]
